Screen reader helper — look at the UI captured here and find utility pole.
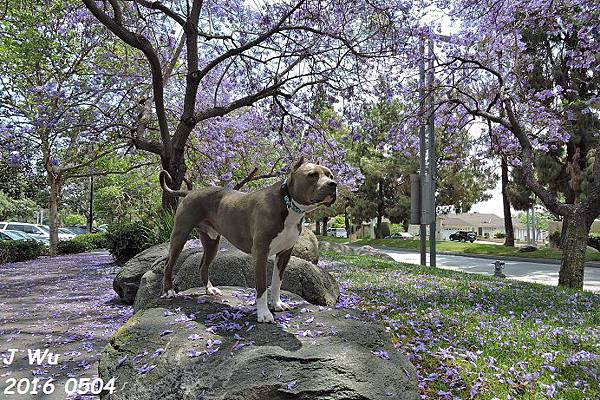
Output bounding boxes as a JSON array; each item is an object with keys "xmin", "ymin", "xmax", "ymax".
[
  {"xmin": 418, "ymin": 38, "xmax": 427, "ymax": 266},
  {"xmin": 427, "ymin": 39, "xmax": 436, "ymax": 268},
  {"xmin": 88, "ymin": 175, "xmax": 94, "ymax": 233}
]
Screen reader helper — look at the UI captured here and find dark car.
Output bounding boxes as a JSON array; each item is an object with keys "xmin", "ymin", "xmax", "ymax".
[{"xmin": 449, "ymin": 231, "xmax": 477, "ymax": 242}]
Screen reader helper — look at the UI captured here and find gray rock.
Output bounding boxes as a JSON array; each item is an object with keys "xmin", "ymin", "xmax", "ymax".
[
  {"xmin": 115, "ymin": 232, "xmax": 322, "ymax": 305},
  {"xmin": 100, "ymin": 287, "xmax": 418, "ymax": 400},
  {"xmin": 318, "ymin": 241, "xmax": 355, "ymax": 255},
  {"xmin": 291, "ymin": 228, "xmax": 319, "ymax": 265},
  {"xmin": 354, "ymin": 245, "xmax": 395, "ymax": 261},
  {"xmin": 518, "ymin": 245, "xmax": 538, "ymax": 253},
  {"xmin": 113, "ymin": 242, "xmax": 203, "ymax": 304},
  {"xmin": 319, "ymin": 241, "xmax": 395, "ymax": 261},
  {"xmin": 587, "ymin": 245, "xmax": 600, "ymax": 253},
  {"xmin": 134, "ymin": 248, "xmax": 339, "ymax": 312}
]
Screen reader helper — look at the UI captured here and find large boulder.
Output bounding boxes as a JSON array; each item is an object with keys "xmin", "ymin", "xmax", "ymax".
[
  {"xmin": 134, "ymin": 247, "xmax": 339, "ymax": 312},
  {"xmin": 114, "ymin": 231, "xmax": 325, "ymax": 306},
  {"xmin": 291, "ymin": 228, "xmax": 319, "ymax": 264},
  {"xmin": 100, "ymin": 287, "xmax": 418, "ymax": 400},
  {"xmin": 112, "ymin": 242, "xmax": 171, "ymax": 304}
]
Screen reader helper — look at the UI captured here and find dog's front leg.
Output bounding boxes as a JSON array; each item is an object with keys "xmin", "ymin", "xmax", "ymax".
[
  {"xmin": 254, "ymin": 249, "xmax": 274, "ymax": 323},
  {"xmin": 272, "ymin": 248, "xmax": 292, "ymax": 311}
]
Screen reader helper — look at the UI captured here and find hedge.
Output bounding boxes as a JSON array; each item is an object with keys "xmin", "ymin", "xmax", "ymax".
[{"xmin": 0, "ymin": 240, "xmax": 46, "ymax": 263}]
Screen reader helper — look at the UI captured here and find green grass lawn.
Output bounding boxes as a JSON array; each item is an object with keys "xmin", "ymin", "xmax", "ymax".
[
  {"xmin": 317, "ymin": 235, "xmax": 600, "ymax": 262},
  {"xmin": 321, "ymin": 252, "xmax": 600, "ymax": 399}
]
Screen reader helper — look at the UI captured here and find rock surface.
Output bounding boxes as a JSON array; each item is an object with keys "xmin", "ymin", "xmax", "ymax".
[
  {"xmin": 112, "ymin": 242, "xmax": 171, "ymax": 304},
  {"xmin": 99, "ymin": 286, "xmax": 418, "ymax": 400},
  {"xmin": 114, "ymin": 229, "xmax": 326, "ymax": 306},
  {"xmin": 134, "ymin": 247, "xmax": 339, "ymax": 312},
  {"xmin": 319, "ymin": 241, "xmax": 395, "ymax": 261},
  {"xmin": 291, "ymin": 228, "xmax": 319, "ymax": 265}
]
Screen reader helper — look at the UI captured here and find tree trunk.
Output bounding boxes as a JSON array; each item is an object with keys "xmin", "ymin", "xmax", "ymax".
[
  {"xmin": 322, "ymin": 217, "xmax": 329, "ymax": 236},
  {"xmin": 316, "ymin": 220, "xmax": 321, "ymax": 235},
  {"xmin": 376, "ymin": 178, "xmax": 385, "ymax": 239},
  {"xmin": 161, "ymin": 153, "xmax": 187, "ymax": 211},
  {"xmin": 558, "ymin": 210, "xmax": 592, "ymax": 289},
  {"xmin": 47, "ymin": 178, "xmax": 61, "ymax": 256},
  {"xmin": 344, "ymin": 210, "xmax": 351, "ymax": 238},
  {"xmin": 501, "ymin": 157, "xmax": 515, "ymax": 246}
]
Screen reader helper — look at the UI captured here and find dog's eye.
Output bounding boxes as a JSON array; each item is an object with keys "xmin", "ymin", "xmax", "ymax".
[{"xmin": 308, "ymin": 172, "xmax": 319, "ymax": 178}]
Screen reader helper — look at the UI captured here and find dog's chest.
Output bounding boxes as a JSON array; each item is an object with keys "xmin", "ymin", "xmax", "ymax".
[{"xmin": 269, "ymin": 212, "xmax": 303, "ymax": 256}]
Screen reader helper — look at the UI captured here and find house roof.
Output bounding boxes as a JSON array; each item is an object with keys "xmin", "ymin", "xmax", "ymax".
[{"xmin": 441, "ymin": 213, "xmax": 506, "ymax": 229}]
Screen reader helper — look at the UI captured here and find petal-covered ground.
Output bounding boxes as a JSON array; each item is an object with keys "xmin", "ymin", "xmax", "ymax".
[
  {"xmin": 322, "ymin": 252, "xmax": 600, "ymax": 400},
  {"xmin": 0, "ymin": 251, "xmax": 132, "ymax": 399},
  {"xmin": 1, "ymin": 250, "xmax": 598, "ymax": 399}
]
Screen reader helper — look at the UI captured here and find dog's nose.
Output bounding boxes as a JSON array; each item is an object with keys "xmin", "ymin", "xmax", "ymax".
[{"xmin": 328, "ymin": 181, "xmax": 337, "ymax": 188}]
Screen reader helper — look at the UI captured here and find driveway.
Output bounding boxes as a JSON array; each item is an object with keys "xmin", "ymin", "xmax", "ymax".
[{"xmin": 381, "ymin": 248, "xmax": 600, "ymax": 292}]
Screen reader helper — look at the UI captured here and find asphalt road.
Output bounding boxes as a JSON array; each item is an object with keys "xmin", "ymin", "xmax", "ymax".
[{"xmin": 380, "ymin": 248, "xmax": 600, "ymax": 292}]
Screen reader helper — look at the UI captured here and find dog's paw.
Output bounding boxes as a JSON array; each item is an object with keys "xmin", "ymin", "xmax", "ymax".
[
  {"xmin": 257, "ymin": 308, "xmax": 275, "ymax": 323},
  {"xmin": 274, "ymin": 299, "xmax": 291, "ymax": 312},
  {"xmin": 161, "ymin": 289, "xmax": 177, "ymax": 299},
  {"xmin": 206, "ymin": 286, "xmax": 222, "ymax": 296}
]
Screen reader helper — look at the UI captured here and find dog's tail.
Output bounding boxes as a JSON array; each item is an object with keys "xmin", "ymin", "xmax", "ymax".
[{"xmin": 159, "ymin": 170, "xmax": 190, "ymax": 198}]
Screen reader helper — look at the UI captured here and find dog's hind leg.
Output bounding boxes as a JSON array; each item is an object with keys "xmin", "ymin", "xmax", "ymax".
[
  {"xmin": 272, "ymin": 248, "xmax": 293, "ymax": 311},
  {"xmin": 162, "ymin": 219, "xmax": 196, "ymax": 298},
  {"xmin": 199, "ymin": 230, "xmax": 221, "ymax": 296}
]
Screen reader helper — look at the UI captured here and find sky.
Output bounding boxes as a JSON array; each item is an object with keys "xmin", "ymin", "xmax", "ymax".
[{"xmin": 470, "ymin": 180, "xmax": 504, "ymax": 216}]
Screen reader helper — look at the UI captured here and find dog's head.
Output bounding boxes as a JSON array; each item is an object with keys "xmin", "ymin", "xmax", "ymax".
[{"xmin": 288, "ymin": 157, "xmax": 337, "ymax": 208}]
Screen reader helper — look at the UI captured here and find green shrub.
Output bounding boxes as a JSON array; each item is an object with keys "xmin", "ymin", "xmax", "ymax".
[
  {"xmin": 589, "ymin": 233, "xmax": 600, "ymax": 251},
  {"xmin": 63, "ymin": 213, "xmax": 87, "ymax": 226},
  {"xmin": 106, "ymin": 222, "xmax": 152, "ymax": 263},
  {"xmin": 72, "ymin": 232, "xmax": 107, "ymax": 250},
  {"xmin": 549, "ymin": 230, "xmax": 561, "ymax": 248},
  {"xmin": 0, "ymin": 240, "xmax": 46, "ymax": 263},
  {"xmin": 145, "ymin": 211, "xmax": 175, "ymax": 246},
  {"xmin": 57, "ymin": 240, "xmax": 89, "ymax": 255},
  {"xmin": 494, "ymin": 232, "xmax": 506, "ymax": 239}
]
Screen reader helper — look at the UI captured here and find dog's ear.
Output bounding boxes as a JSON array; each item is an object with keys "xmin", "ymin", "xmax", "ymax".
[{"xmin": 292, "ymin": 156, "xmax": 306, "ymax": 171}]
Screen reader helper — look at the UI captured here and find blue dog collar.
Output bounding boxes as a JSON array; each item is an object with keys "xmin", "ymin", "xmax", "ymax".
[{"xmin": 281, "ymin": 179, "xmax": 305, "ymax": 214}]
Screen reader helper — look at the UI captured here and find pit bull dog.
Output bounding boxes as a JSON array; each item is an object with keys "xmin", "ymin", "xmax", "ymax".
[{"xmin": 159, "ymin": 158, "xmax": 337, "ymax": 323}]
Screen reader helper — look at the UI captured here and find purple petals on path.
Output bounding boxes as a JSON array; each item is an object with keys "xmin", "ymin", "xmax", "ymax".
[{"xmin": 0, "ymin": 252, "xmax": 132, "ymax": 389}]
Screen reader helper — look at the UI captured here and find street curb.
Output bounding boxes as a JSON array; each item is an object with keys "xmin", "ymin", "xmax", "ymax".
[{"xmin": 342, "ymin": 243, "xmax": 600, "ymax": 269}]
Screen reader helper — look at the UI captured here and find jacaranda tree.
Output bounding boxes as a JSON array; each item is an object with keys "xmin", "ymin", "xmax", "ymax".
[
  {"xmin": 0, "ymin": 2, "xmax": 142, "ymax": 253},
  {"xmin": 419, "ymin": 0, "xmax": 599, "ymax": 288},
  {"xmin": 81, "ymin": 0, "xmax": 419, "ymax": 210}
]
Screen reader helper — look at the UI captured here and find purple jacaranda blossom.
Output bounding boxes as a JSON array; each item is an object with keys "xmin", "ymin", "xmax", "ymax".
[
  {"xmin": 372, "ymin": 350, "xmax": 390, "ymax": 360},
  {"xmin": 286, "ymin": 380, "xmax": 297, "ymax": 390},
  {"xmin": 137, "ymin": 363, "xmax": 156, "ymax": 375}
]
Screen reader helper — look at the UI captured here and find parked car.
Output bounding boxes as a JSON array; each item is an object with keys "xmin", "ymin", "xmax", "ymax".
[
  {"xmin": 386, "ymin": 232, "xmax": 414, "ymax": 240},
  {"xmin": 97, "ymin": 224, "xmax": 108, "ymax": 233},
  {"xmin": 449, "ymin": 231, "xmax": 477, "ymax": 243},
  {"xmin": 326, "ymin": 227, "xmax": 348, "ymax": 238},
  {"xmin": 0, "ymin": 222, "xmax": 50, "ymax": 244},
  {"xmin": 63, "ymin": 226, "xmax": 98, "ymax": 235},
  {"xmin": 39, "ymin": 225, "xmax": 75, "ymax": 241},
  {"xmin": 3, "ymin": 230, "xmax": 41, "ymax": 242},
  {"xmin": 58, "ymin": 228, "xmax": 77, "ymax": 240},
  {"xmin": 0, "ymin": 230, "xmax": 24, "ymax": 241}
]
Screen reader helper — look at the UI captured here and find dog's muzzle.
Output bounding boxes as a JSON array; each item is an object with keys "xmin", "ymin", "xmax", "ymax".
[{"xmin": 318, "ymin": 181, "xmax": 337, "ymax": 207}]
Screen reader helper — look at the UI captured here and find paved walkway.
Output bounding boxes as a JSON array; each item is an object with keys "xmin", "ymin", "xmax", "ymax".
[
  {"xmin": 0, "ymin": 251, "xmax": 132, "ymax": 399},
  {"xmin": 382, "ymin": 248, "xmax": 600, "ymax": 292}
]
